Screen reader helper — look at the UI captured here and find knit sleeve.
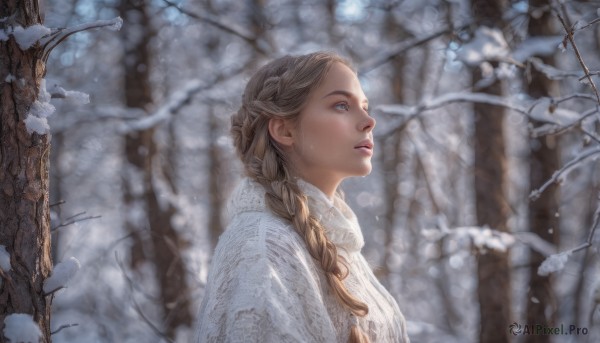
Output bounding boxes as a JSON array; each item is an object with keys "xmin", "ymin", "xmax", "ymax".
[{"xmin": 195, "ymin": 213, "xmax": 341, "ymax": 343}]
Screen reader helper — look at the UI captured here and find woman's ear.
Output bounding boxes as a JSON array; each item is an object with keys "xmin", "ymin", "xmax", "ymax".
[{"xmin": 268, "ymin": 118, "xmax": 295, "ymax": 147}]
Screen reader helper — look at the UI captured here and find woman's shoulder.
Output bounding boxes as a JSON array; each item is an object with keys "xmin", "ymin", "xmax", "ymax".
[{"xmin": 213, "ymin": 210, "xmax": 309, "ymax": 268}]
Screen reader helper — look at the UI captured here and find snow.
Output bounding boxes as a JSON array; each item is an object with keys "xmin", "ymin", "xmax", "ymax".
[
  {"xmin": 512, "ymin": 232, "xmax": 556, "ymax": 257},
  {"xmin": 0, "ymin": 245, "xmax": 10, "ymax": 272},
  {"xmin": 24, "ymin": 116, "xmax": 50, "ymax": 135},
  {"xmin": 12, "ymin": 24, "xmax": 51, "ymax": 50},
  {"xmin": 528, "ymin": 97, "xmax": 581, "ymax": 125},
  {"xmin": 50, "ymin": 84, "xmax": 90, "ymax": 105},
  {"xmin": 0, "ymin": 29, "xmax": 8, "ymax": 41},
  {"xmin": 422, "ymin": 226, "xmax": 515, "ymax": 253},
  {"xmin": 512, "ymin": 36, "xmax": 563, "ymax": 62},
  {"xmin": 5, "ymin": 74, "xmax": 15, "ymax": 83},
  {"xmin": 456, "ymin": 26, "xmax": 509, "ymax": 66},
  {"xmin": 120, "ymin": 79, "xmax": 203, "ymax": 133},
  {"xmin": 24, "ymin": 79, "xmax": 55, "ymax": 135},
  {"xmin": 538, "ymin": 251, "xmax": 571, "ymax": 276},
  {"xmin": 43, "ymin": 257, "xmax": 81, "ymax": 294},
  {"xmin": 2, "ymin": 313, "xmax": 42, "ymax": 343},
  {"xmin": 107, "ymin": 17, "xmax": 123, "ymax": 31},
  {"xmin": 529, "ymin": 57, "xmax": 580, "ymax": 80}
]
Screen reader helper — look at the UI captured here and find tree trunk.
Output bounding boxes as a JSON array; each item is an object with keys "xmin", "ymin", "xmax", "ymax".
[
  {"xmin": 471, "ymin": 1, "xmax": 511, "ymax": 342},
  {"xmin": 207, "ymin": 106, "xmax": 225, "ymax": 251},
  {"xmin": 118, "ymin": 0, "xmax": 192, "ymax": 338},
  {"xmin": 377, "ymin": 11, "xmax": 409, "ymax": 283},
  {"xmin": 0, "ymin": 2, "xmax": 53, "ymax": 342},
  {"xmin": 525, "ymin": 1, "xmax": 560, "ymax": 340}
]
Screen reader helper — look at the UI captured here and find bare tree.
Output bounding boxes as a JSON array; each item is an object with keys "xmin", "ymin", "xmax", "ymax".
[
  {"xmin": 377, "ymin": 10, "xmax": 409, "ymax": 283},
  {"xmin": 525, "ymin": 1, "xmax": 560, "ymax": 339},
  {"xmin": 0, "ymin": 2, "xmax": 53, "ymax": 341},
  {"xmin": 118, "ymin": 0, "xmax": 192, "ymax": 338},
  {"xmin": 1, "ymin": 2, "xmax": 120, "ymax": 342},
  {"xmin": 471, "ymin": 0, "xmax": 512, "ymax": 342}
]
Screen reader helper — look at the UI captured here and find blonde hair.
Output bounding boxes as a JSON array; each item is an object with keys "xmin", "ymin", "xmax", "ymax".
[{"xmin": 230, "ymin": 52, "xmax": 370, "ymax": 343}]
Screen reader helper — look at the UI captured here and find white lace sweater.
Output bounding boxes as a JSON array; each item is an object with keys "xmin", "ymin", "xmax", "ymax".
[{"xmin": 195, "ymin": 178, "xmax": 409, "ymax": 343}]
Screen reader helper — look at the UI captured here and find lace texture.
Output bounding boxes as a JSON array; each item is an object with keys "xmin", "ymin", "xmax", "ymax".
[{"xmin": 195, "ymin": 178, "xmax": 409, "ymax": 343}]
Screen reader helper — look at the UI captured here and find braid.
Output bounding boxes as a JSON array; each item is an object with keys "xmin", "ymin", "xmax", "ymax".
[{"xmin": 231, "ymin": 52, "xmax": 371, "ymax": 343}]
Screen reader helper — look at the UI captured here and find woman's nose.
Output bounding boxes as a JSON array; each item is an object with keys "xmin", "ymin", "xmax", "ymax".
[{"xmin": 359, "ymin": 113, "xmax": 376, "ymax": 132}]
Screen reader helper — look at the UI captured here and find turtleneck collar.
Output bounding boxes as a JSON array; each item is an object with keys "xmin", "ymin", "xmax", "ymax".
[{"xmin": 227, "ymin": 178, "xmax": 365, "ymax": 253}]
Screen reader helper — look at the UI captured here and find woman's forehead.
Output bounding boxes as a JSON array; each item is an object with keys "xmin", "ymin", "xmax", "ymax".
[{"xmin": 314, "ymin": 63, "xmax": 367, "ymax": 101}]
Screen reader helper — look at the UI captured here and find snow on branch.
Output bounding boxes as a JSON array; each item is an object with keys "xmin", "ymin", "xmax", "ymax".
[
  {"xmin": 529, "ymin": 57, "xmax": 581, "ymax": 80},
  {"xmin": 529, "ymin": 105, "xmax": 598, "ymax": 137},
  {"xmin": 49, "ymin": 84, "xmax": 90, "ymax": 106},
  {"xmin": 40, "ymin": 17, "xmax": 122, "ymax": 62},
  {"xmin": 513, "ymin": 36, "xmax": 563, "ymax": 62},
  {"xmin": 118, "ymin": 79, "xmax": 203, "ymax": 133},
  {"xmin": 11, "ymin": 24, "xmax": 51, "ymax": 49},
  {"xmin": 455, "ymin": 26, "xmax": 510, "ymax": 67},
  {"xmin": 538, "ymin": 251, "xmax": 571, "ymax": 276},
  {"xmin": 375, "ymin": 92, "xmax": 527, "ymax": 137},
  {"xmin": 43, "ymin": 257, "xmax": 81, "ymax": 295},
  {"xmin": 2, "ymin": 313, "xmax": 42, "ymax": 343},
  {"xmin": 422, "ymin": 225, "xmax": 515, "ymax": 253},
  {"xmin": 537, "ymin": 199, "xmax": 600, "ymax": 276},
  {"xmin": 529, "ymin": 147, "xmax": 600, "ymax": 200},
  {"xmin": 120, "ymin": 65, "xmax": 244, "ymax": 133}
]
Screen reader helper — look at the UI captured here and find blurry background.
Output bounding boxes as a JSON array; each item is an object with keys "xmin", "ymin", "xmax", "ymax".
[{"xmin": 42, "ymin": 0, "xmax": 600, "ymax": 342}]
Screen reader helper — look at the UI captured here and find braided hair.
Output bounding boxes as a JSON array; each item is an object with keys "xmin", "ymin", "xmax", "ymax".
[{"xmin": 230, "ymin": 52, "xmax": 370, "ymax": 343}]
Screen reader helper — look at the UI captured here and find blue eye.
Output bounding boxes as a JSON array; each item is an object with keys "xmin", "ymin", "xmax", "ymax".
[{"xmin": 334, "ymin": 102, "xmax": 349, "ymax": 111}]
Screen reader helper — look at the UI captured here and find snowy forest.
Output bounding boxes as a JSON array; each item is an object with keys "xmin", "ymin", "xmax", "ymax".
[{"xmin": 1, "ymin": 0, "xmax": 600, "ymax": 342}]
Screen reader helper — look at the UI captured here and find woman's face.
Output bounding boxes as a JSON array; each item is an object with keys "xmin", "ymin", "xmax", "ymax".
[{"xmin": 288, "ymin": 62, "xmax": 376, "ymax": 197}]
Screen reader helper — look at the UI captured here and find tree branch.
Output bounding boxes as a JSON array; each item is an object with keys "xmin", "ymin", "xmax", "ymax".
[
  {"xmin": 51, "ymin": 323, "xmax": 79, "ymax": 335},
  {"xmin": 556, "ymin": 13, "xmax": 600, "ymax": 105},
  {"xmin": 115, "ymin": 253, "xmax": 174, "ymax": 343},
  {"xmin": 161, "ymin": 0, "xmax": 270, "ymax": 55},
  {"xmin": 359, "ymin": 21, "xmax": 472, "ymax": 74},
  {"xmin": 375, "ymin": 92, "xmax": 527, "ymax": 138},
  {"xmin": 119, "ymin": 64, "xmax": 245, "ymax": 133},
  {"xmin": 40, "ymin": 17, "xmax": 123, "ymax": 62},
  {"xmin": 51, "ymin": 211, "xmax": 101, "ymax": 232},
  {"xmin": 529, "ymin": 147, "xmax": 600, "ymax": 200}
]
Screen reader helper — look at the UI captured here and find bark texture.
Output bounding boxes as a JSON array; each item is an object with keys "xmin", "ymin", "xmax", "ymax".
[
  {"xmin": 471, "ymin": 1, "xmax": 511, "ymax": 342},
  {"xmin": 525, "ymin": 1, "xmax": 560, "ymax": 340},
  {"xmin": 0, "ymin": 1, "xmax": 52, "ymax": 342}
]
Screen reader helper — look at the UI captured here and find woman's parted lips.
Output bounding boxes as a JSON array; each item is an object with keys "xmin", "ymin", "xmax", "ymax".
[{"xmin": 354, "ymin": 139, "xmax": 374, "ymax": 150}]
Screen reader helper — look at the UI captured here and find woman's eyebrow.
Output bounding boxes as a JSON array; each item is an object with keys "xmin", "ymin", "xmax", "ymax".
[{"xmin": 322, "ymin": 90, "xmax": 368, "ymax": 104}]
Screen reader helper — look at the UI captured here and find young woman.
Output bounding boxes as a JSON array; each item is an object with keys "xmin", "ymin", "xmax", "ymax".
[{"xmin": 196, "ymin": 51, "xmax": 409, "ymax": 343}]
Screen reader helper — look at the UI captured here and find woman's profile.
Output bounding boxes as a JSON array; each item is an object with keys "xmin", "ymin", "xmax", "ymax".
[{"xmin": 196, "ymin": 51, "xmax": 409, "ymax": 343}]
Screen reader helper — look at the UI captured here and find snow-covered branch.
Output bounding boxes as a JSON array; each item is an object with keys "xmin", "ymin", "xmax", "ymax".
[
  {"xmin": 119, "ymin": 65, "xmax": 244, "ymax": 133},
  {"xmin": 422, "ymin": 225, "xmax": 515, "ymax": 253},
  {"xmin": 40, "ymin": 17, "xmax": 122, "ymax": 61},
  {"xmin": 529, "ymin": 147, "xmax": 600, "ymax": 200},
  {"xmin": 375, "ymin": 92, "xmax": 528, "ymax": 137},
  {"xmin": 537, "ymin": 199, "xmax": 600, "ymax": 276},
  {"xmin": 118, "ymin": 80, "xmax": 203, "ymax": 133},
  {"xmin": 43, "ymin": 257, "xmax": 81, "ymax": 295}
]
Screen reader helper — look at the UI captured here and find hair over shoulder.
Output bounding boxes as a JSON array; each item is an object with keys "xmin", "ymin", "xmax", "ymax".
[{"xmin": 230, "ymin": 51, "xmax": 371, "ymax": 343}]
